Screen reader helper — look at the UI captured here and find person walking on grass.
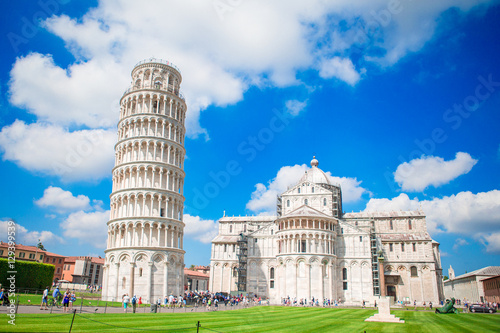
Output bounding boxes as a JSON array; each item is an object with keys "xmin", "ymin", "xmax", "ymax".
[
  {"xmin": 40, "ymin": 286, "xmax": 49, "ymax": 310},
  {"xmin": 414, "ymin": 300, "xmax": 417, "ymax": 310}
]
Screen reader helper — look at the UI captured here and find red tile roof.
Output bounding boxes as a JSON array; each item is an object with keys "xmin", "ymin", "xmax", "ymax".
[
  {"xmin": 184, "ymin": 269, "xmax": 209, "ymax": 278},
  {"xmin": 0, "ymin": 242, "xmax": 40, "ymax": 252},
  {"xmin": 44, "ymin": 251, "xmax": 66, "ymax": 258}
]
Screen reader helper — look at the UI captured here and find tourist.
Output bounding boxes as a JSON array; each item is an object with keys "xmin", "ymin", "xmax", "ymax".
[
  {"xmin": 40, "ymin": 286, "xmax": 49, "ymax": 310},
  {"xmin": 52, "ymin": 286, "xmax": 61, "ymax": 303},
  {"xmin": 429, "ymin": 301, "xmax": 433, "ymax": 310},
  {"xmin": 62, "ymin": 290, "xmax": 70, "ymax": 312},
  {"xmin": 374, "ymin": 300, "xmax": 377, "ymax": 309},
  {"xmin": 69, "ymin": 291, "xmax": 76, "ymax": 310},
  {"xmin": 362, "ymin": 300, "xmax": 366, "ymax": 308},
  {"xmin": 138, "ymin": 296, "xmax": 142, "ymax": 306},
  {"xmin": 207, "ymin": 298, "xmax": 212, "ymax": 311},
  {"xmin": 423, "ymin": 301, "xmax": 426, "ymax": 310},
  {"xmin": 131, "ymin": 295, "xmax": 137, "ymax": 313},
  {"xmin": 414, "ymin": 300, "xmax": 417, "ymax": 310},
  {"xmin": 123, "ymin": 294, "xmax": 130, "ymax": 312},
  {"xmin": 2, "ymin": 291, "xmax": 9, "ymax": 306}
]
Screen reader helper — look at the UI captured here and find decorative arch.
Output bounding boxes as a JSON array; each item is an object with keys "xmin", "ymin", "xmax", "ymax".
[
  {"xmin": 133, "ymin": 251, "xmax": 148, "ymax": 262},
  {"xmin": 119, "ymin": 253, "xmax": 131, "ymax": 263},
  {"xmin": 152, "ymin": 253, "xmax": 166, "ymax": 263},
  {"xmin": 309, "ymin": 256, "xmax": 319, "ymax": 264}
]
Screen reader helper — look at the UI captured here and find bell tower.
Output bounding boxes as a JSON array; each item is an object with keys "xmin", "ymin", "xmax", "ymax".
[{"xmin": 102, "ymin": 58, "xmax": 187, "ymax": 302}]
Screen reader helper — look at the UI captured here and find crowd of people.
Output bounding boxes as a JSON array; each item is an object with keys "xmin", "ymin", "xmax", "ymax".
[
  {"xmin": 281, "ymin": 297, "xmax": 346, "ymax": 307},
  {"xmin": 120, "ymin": 290, "xmax": 260, "ymax": 313},
  {"xmin": 39, "ymin": 286, "xmax": 77, "ymax": 312}
]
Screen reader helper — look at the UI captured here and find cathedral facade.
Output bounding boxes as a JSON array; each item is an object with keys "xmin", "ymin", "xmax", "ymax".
[
  {"xmin": 210, "ymin": 158, "xmax": 444, "ymax": 305},
  {"xmin": 102, "ymin": 58, "xmax": 186, "ymax": 302}
]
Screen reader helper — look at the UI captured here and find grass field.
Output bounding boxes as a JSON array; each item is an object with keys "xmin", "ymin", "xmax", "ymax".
[{"xmin": 3, "ymin": 306, "xmax": 499, "ymax": 332}]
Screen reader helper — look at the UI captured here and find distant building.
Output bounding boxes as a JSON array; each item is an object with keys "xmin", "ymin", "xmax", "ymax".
[
  {"xmin": 192, "ymin": 265, "xmax": 210, "ymax": 275},
  {"xmin": 444, "ymin": 266, "xmax": 500, "ymax": 303},
  {"xmin": 0, "ymin": 242, "xmax": 46, "ymax": 263},
  {"xmin": 63, "ymin": 256, "xmax": 105, "ymax": 286},
  {"xmin": 43, "ymin": 252, "xmax": 67, "ymax": 282},
  {"xmin": 184, "ymin": 269, "xmax": 209, "ymax": 291},
  {"xmin": 482, "ymin": 275, "xmax": 500, "ymax": 304},
  {"xmin": 210, "ymin": 157, "xmax": 445, "ymax": 305},
  {"xmin": 0, "ymin": 242, "xmax": 67, "ymax": 283}
]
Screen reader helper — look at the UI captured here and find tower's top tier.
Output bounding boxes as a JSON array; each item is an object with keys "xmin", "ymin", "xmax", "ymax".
[{"xmin": 124, "ymin": 57, "xmax": 184, "ymax": 100}]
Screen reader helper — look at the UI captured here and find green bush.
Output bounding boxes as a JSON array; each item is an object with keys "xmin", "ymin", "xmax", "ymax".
[{"xmin": 0, "ymin": 258, "xmax": 54, "ymax": 292}]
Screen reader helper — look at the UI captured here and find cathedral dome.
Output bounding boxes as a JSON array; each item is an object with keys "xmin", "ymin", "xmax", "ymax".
[{"xmin": 299, "ymin": 156, "xmax": 331, "ymax": 185}]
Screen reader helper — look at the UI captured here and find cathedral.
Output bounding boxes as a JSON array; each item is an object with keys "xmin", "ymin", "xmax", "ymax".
[{"xmin": 210, "ymin": 157, "xmax": 445, "ymax": 305}]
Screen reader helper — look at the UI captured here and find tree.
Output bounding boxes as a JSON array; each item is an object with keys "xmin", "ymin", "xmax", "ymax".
[{"xmin": 189, "ymin": 264, "xmax": 195, "ymax": 270}]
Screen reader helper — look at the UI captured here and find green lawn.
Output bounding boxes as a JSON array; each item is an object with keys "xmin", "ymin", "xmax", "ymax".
[{"xmin": 3, "ymin": 306, "xmax": 500, "ymax": 332}]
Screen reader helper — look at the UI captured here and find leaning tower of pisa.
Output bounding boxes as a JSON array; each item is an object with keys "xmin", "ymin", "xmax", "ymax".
[{"xmin": 102, "ymin": 58, "xmax": 186, "ymax": 303}]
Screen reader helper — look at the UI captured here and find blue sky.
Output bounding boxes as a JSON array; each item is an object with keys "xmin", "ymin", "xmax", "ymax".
[{"xmin": 0, "ymin": 0, "xmax": 499, "ymax": 276}]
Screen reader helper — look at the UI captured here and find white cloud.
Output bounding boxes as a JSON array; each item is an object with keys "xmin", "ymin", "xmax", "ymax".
[
  {"xmin": 0, "ymin": 220, "xmax": 63, "ymax": 247},
  {"xmin": 318, "ymin": 57, "xmax": 361, "ymax": 85},
  {"xmin": 9, "ymin": 53, "xmax": 123, "ymax": 128},
  {"xmin": 5, "ymin": 0, "xmax": 494, "ymax": 144},
  {"xmin": 364, "ymin": 190, "xmax": 500, "ymax": 253},
  {"xmin": 453, "ymin": 238, "xmax": 469, "ymax": 251},
  {"xmin": 394, "ymin": 152, "xmax": 478, "ymax": 192},
  {"xmin": 247, "ymin": 164, "xmax": 309, "ymax": 214},
  {"xmin": 183, "ymin": 214, "xmax": 218, "ymax": 244},
  {"xmin": 329, "ymin": 176, "xmax": 369, "ymax": 203},
  {"xmin": 35, "ymin": 186, "xmax": 91, "ymax": 213},
  {"xmin": 285, "ymin": 99, "xmax": 308, "ymax": 116},
  {"xmin": 480, "ymin": 233, "xmax": 500, "ymax": 254},
  {"xmin": 364, "ymin": 193, "xmax": 421, "ymax": 212},
  {"xmin": 0, "ymin": 120, "xmax": 115, "ymax": 182},
  {"xmin": 60, "ymin": 210, "xmax": 109, "ymax": 248},
  {"xmin": 246, "ymin": 163, "xmax": 368, "ymax": 214}
]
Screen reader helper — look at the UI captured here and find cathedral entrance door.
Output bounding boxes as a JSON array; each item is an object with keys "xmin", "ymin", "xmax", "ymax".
[{"xmin": 387, "ymin": 285, "xmax": 396, "ymax": 299}]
